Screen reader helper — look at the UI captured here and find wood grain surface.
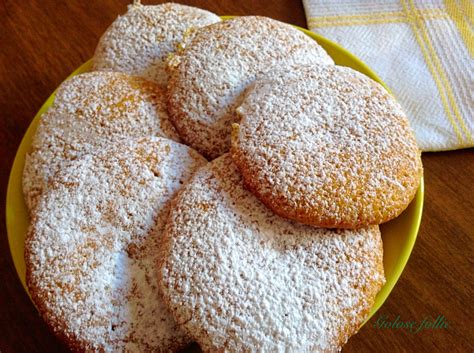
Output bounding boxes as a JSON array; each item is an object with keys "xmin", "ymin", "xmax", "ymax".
[{"xmin": 0, "ymin": 1, "xmax": 472, "ymax": 352}]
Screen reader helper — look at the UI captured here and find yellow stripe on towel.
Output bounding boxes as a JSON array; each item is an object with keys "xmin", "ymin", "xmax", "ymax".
[
  {"xmin": 408, "ymin": 0, "xmax": 472, "ymax": 143},
  {"xmin": 445, "ymin": 0, "xmax": 474, "ymax": 57},
  {"xmin": 308, "ymin": 8, "xmax": 448, "ymax": 28}
]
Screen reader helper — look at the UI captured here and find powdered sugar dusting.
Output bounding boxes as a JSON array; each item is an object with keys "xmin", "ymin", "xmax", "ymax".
[
  {"xmin": 23, "ymin": 71, "xmax": 180, "ymax": 212},
  {"xmin": 159, "ymin": 154, "xmax": 385, "ymax": 352},
  {"xmin": 25, "ymin": 137, "xmax": 207, "ymax": 352},
  {"xmin": 232, "ymin": 65, "xmax": 423, "ymax": 228},
  {"xmin": 93, "ymin": 2, "xmax": 221, "ymax": 85},
  {"xmin": 167, "ymin": 16, "xmax": 334, "ymax": 159}
]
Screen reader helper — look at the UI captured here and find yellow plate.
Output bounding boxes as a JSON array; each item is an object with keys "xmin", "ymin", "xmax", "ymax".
[{"xmin": 6, "ymin": 24, "xmax": 423, "ymax": 326}]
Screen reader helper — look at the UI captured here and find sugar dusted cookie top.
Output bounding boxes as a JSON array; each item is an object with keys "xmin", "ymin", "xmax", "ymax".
[
  {"xmin": 93, "ymin": 2, "xmax": 221, "ymax": 85},
  {"xmin": 159, "ymin": 154, "xmax": 385, "ymax": 352},
  {"xmin": 232, "ymin": 64, "xmax": 423, "ymax": 228},
  {"xmin": 167, "ymin": 16, "xmax": 334, "ymax": 159},
  {"xmin": 26, "ymin": 137, "xmax": 206, "ymax": 352},
  {"xmin": 23, "ymin": 71, "xmax": 179, "ymax": 212}
]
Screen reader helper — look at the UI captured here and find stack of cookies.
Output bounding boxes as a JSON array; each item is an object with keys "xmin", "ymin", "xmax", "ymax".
[{"xmin": 23, "ymin": 2, "xmax": 423, "ymax": 352}]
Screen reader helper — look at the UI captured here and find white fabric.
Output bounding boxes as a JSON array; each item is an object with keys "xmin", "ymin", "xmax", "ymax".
[{"xmin": 303, "ymin": 0, "xmax": 473, "ymax": 151}]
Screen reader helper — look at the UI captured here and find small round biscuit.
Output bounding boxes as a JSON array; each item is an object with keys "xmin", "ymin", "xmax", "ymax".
[
  {"xmin": 167, "ymin": 16, "xmax": 334, "ymax": 159},
  {"xmin": 25, "ymin": 137, "xmax": 207, "ymax": 352},
  {"xmin": 93, "ymin": 2, "xmax": 221, "ymax": 85},
  {"xmin": 23, "ymin": 71, "xmax": 179, "ymax": 212},
  {"xmin": 158, "ymin": 154, "xmax": 385, "ymax": 352},
  {"xmin": 231, "ymin": 65, "xmax": 423, "ymax": 228}
]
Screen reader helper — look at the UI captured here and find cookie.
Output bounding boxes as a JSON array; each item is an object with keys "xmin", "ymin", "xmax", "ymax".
[
  {"xmin": 167, "ymin": 16, "xmax": 334, "ymax": 159},
  {"xmin": 23, "ymin": 71, "xmax": 179, "ymax": 212},
  {"xmin": 25, "ymin": 137, "xmax": 207, "ymax": 352},
  {"xmin": 93, "ymin": 2, "xmax": 221, "ymax": 85},
  {"xmin": 231, "ymin": 64, "xmax": 423, "ymax": 228},
  {"xmin": 158, "ymin": 154, "xmax": 385, "ymax": 352}
]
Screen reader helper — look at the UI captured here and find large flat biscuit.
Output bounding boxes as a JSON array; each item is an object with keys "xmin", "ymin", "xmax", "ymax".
[
  {"xmin": 25, "ymin": 137, "xmax": 207, "ymax": 352},
  {"xmin": 167, "ymin": 16, "xmax": 334, "ymax": 159},
  {"xmin": 232, "ymin": 65, "xmax": 423, "ymax": 228},
  {"xmin": 23, "ymin": 71, "xmax": 179, "ymax": 212},
  {"xmin": 93, "ymin": 2, "xmax": 221, "ymax": 85},
  {"xmin": 158, "ymin": 154, "xmax": 385, "ymax": 352}
]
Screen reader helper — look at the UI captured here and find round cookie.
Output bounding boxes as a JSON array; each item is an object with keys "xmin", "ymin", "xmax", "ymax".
[
  {"xmin": 158, "ymin": 154, "xmax": 385, "ymax": 352},
  {"xmin": 167, "ymin": 16, "xmax": 334, "ymax": 159},
  {"xmin": 93, "ymin": 2, "xmax": 221, "ymax": 85},
  {"xmin": 23, "ymin": 71, "xmax": 179, "ymax": 212},
  {"xmin": 231, "ymin": 65, "xmax": 423, "ymax": 228},
  {"xmin": 25, "ymin": 137, "xmax": 207, "ymax": 352}
]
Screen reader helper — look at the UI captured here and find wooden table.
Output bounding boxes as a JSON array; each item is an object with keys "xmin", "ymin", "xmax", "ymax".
[{"xmin": 0, "ymin": 1, "xmax": 472, "ymax": 352}]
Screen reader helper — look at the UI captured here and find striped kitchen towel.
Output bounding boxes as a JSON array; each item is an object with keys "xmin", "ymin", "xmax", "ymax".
[{"xmin": 303, "ymin": 0, "xmax": 473, "ymax": 151}]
